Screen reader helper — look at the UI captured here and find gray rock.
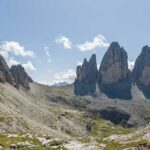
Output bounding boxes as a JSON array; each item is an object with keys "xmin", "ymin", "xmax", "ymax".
[
  {"xmin": 0, "ymin": 55, "xmax": 15, "ymax": 85},
  {"xmin": 10, "ymin": 64, "xmax": 33, "ymax": 90},
  {"xmin": 98, "ymin": 42, "xmax": 132, "ymax": 99},
  {"xmin": 10, "ymin": 141, "xmax": 34, "ymax": 149},
  {"xmin": 0, "ymin": 71, "xmax": 6, "ymax": 83},
  {"xmin": 74, "ymin": 54, "xmax": 97, "ymax": 96},
  {"xmin": 132, "ymin": 46, "xmax": 150, "ymax": 99}
]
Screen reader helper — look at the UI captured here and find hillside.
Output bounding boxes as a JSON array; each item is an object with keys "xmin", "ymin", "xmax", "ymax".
[{"xmin": 0, "ymin": 82, "xmax": 150, "ymax": 149}]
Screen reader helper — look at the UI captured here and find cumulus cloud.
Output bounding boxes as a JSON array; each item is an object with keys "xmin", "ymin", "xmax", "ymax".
[
  {"xmin": 54, "ymin": 69, "xmax": 76, "ymax": 83},
  {"xmin": 56, "ymin": 36, "xmax": 72, "ymax": 49},
  {"xmin": 7, "ymin": 57, "xmax": 20, "ymax": 67},
  {"xmin": 128, "ymin": 60, "xmax": 135, "ymax": 71},
  {"xmin": 22, "ymin": 61, "xmax": 36, "ymax": 71},
  {"xmin": 7, "ymin": 57, "xmax": 36, "ymax": 72},
  {"xmin": 0, "ymin": 41, "xmax": 35, "ymax": 57},
  {"xmin": 77, "ymin": 35, "xmax": 109, "ymax": 51}
]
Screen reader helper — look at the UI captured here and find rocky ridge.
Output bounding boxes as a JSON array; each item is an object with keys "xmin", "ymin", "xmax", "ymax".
[
  {"xmin": 0, "ymin": 55, "xmax": 15, "ymax": 86},
  {"xmin": 0, "ymin": 54, "xmax": 33, "ymax": 89}
]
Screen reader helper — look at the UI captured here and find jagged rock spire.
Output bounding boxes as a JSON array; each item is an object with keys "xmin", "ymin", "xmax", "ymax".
[
  {"xmin": 74, "ymin": 54, "xmax": 98, "ymax": 96},
  {"xmin": 98, "ymin": 42, "xmax": 132, "ymax": 99},
  {"xmin": 10, "ymin": 64, "xmax": 33, "ymax": 90},
  {"xmin": 132, "ymin": 45, "xmax": 150, "ymax": 98},
  {"xmin": 0, "ymin": 55, "xmax": 15, "ymax": 85}
]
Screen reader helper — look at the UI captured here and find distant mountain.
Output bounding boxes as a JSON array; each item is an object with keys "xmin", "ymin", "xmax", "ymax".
[{"xmin": 52, "ymin": 81, "xmax": 69, "ymax": 87}]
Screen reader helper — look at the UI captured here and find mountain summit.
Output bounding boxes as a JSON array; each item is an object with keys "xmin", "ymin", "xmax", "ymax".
[
  {"xmin": 0, "ymin": 55, "xmax": 15, "ymax": 86},
  {"xmin": 98, "ymin": 42, "xmax": 132, "ymax": 99},
  {"xmin": 10, "ymin": 65, "xmax": 33, "ymax": 89}
]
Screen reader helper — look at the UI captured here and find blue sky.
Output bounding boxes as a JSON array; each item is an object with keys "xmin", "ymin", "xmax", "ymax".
[{"xmin": 0, "ymin": 0, "xmax": 149, "ymax": 84}]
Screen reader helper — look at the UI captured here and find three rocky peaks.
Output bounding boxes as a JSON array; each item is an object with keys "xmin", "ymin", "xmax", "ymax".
[
  {"xmin": 0, "ymin": 55, "xmax": 33, "ymax": 89},
  {"xmin": 74, "ymin": 42, "xmax": 150, "ymax": 99}
]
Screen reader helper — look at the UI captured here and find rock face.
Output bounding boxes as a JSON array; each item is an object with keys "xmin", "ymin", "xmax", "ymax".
[
  {"xmin": 0, "ymin": 55, "xmax": 15, "ymax": 85},
  {"xmin": 10, "ymin": 65, "xmax": 33, "ymax": 89},
  {"xmin": 74, "ymin": 54, "xmax": 98, "ymax": 96},
  {"xmin": 0, "ymin": 71, "xmax": 6, "ymax": 83},
  {"xmin": 132, "ymin": 46, "xmax": 150, "ymax": 98},
  {"xmin": 98, "ymin": 42, "xmax": 132, "ymax": 99}
]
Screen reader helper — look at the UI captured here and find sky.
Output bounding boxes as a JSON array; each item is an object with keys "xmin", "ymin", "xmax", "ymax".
[{"xmin": 0, "ymin": 0, "xmax": 149, "ymax": 85}]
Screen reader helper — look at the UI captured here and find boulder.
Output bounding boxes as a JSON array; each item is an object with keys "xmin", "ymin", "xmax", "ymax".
[{"xmin": 98, "ymin": 42, "xmax": 132, "ymax": 99}]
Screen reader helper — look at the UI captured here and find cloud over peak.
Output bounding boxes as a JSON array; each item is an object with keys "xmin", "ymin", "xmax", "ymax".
[
  {"xmin": 56, "ymin": 36, "xmax": 72, "ymax": 49},
  {"xmin": 77, "ymin": 35, "xmax": 109, "ymax": 51},
  {"xmin": 22, "ymin": 61, "xmax": 36, "ymax": 71}
]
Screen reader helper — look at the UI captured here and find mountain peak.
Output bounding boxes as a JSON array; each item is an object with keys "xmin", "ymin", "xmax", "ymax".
[
  {"xmin": 74, "ymin": 54, "xmax": 97, "ymax": 96},
  {"xmin": 10, "ymin": 65, "xmax": 33, "ymax": 89},
  {"xmin": 0, "ymin": 55, "xmax": 15, "ymax": 86}
]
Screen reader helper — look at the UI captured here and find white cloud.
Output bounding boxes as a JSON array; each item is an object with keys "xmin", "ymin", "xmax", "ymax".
[
  {"xmin": 56, "ymin": 36, "xmax": 72, "ymax": 49},
  {"xmin": 54, "ymin": 69, "xmax": 76, "ymax": 83},
  {"xmin": 128, "ymin": 60, "xmax": 135, "ymax": 71},
  {"xmin": 7, "ymin": 57, "xmax": 36, "ymax": 72},
  {"xmin": 0, "ymin": 41, "xmax": 35, "ymax": 57},
  {"xmin": 44, "ymin": 46, "xmax": 52, "ymax": 63},
  {"xmin": 22, "ymin": 61, "xmax": 36, "ymax": 71},
  {"xmin": 44, "ymin": 46, "xmax": 50, "ymax": 57},
  {"xmin": 77, "ymin": 61, "xmax": 82, "ymax": 66},
  {"xmin": 7, "ymin": 57, "xmax": 20, "ymax": 67},
  {"xmin": 77, "ymin": 35, "xmax": 109, "ymax": 51}
]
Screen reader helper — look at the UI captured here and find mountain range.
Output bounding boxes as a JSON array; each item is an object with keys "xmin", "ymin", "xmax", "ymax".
[{"xmin": 74, "ymin": 42, "xmax": 150, "ymax": 100}]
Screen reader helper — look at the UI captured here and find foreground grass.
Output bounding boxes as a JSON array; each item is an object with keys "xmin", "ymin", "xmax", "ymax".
[{"xmin": 0, "ymin": 134, "xmax": 66, "ymax": 150}]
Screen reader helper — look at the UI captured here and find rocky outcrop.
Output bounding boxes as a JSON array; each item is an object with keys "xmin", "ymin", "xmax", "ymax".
[
  {"xmin": 74, "ymin": 54, "xmax": 98, "ymax": 96},
  {"xmin": 100, "ymin": 107, "xmax": 131, "ymax": 127},
  {"xmin": 132, "ymin": 46, "xmax": 150, "ymax": 98},
  {"xmin": 98, "ymin": 42, "xmax": 132, "ymax": 99},
  {"xmin": 10, "ymin": 65, "xmax": 33, "ymax": 89},
  {"xmin": 0, "ymin": 55, "xmax": 15, "ymax": 85}
]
